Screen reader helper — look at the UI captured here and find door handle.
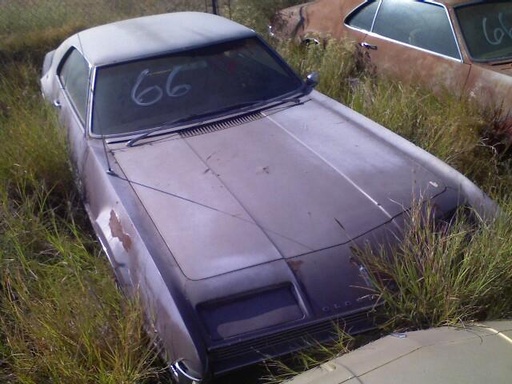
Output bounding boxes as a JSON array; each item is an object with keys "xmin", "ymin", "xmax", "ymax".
[
  {"xmin": 360, "ymin": 42, "xmax": 377, "ymax": 50},
  {"xmin": 53, "ymin": 99, "xmax": 61, "ymax": 108}
]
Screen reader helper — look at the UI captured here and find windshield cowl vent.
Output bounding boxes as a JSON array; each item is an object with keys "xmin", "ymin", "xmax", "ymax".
[{"xmin": 180, "ymin": 112, "xmax": 263, "ymax": 138}]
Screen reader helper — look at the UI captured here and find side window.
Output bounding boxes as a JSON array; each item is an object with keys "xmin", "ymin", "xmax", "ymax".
[
  {"xmin": 373, "ymin": 0, "xmax": 460, "ymax": 59},
  {"xmin": 58, "ymin": 48, "xmax": 89, "ymax": 123},
  {"xmin": 345, "ymin": 1, "xmax": 379, "ymax": 32}
]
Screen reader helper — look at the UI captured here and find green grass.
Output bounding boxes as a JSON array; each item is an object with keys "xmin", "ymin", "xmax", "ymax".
[
  {"xmin": 262, "ymin": 329, "xmax": 354, "ymax": 384},
  {"xmin": 1, "ymin": 1, "xmax": 512, "ymax": 383},
  {"xmin": 0, "ymin": 0, "xmax": 212, "ymax": 39},
  {"xmin": 0, "ymin": 188, "xmax": 165, "ymax": 383},
  {"xmin": 0, "ymin": 65, "xmax": 70, "ymax": 197},
  {"xmin": 0, "ymin": 58, "xmax": 169, "ymax": 382},
  {"xmin": 230, "ymin": 0, "xmax": 305, "ymax": 33},
  {"xmin": 354, "ymin": 201, "xmax": 512, "ymax": 331}
]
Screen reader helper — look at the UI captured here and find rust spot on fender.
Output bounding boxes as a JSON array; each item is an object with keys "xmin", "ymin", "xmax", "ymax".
[
  {"xmin": 287, "ymin": 259, "xmax": 304, "ymax": 274},
  {"xmin": 109, "ymin": 210, "xmax": 132, "ymax": 252}
]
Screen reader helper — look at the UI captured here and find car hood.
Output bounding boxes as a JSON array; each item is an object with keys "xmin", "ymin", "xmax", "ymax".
[{"xmin": 111, "ymin": 98, "xmax": 447, "ymax": 280}]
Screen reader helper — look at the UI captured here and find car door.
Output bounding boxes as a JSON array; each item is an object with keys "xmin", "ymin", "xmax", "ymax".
[
  {"xmin": 55, "ymin": 48, "xmax": 90, "ymax": 182},
  {"xmin": 348, "ymin": 0, "xmax": 471, "ymax": 96}
]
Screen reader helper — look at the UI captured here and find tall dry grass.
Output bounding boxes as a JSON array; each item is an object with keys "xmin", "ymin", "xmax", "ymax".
[
  {"xmin": 1, "ymin": 187, "xmax": 165, "ymax": 383},
  {"xmin": 0, "ymin": 55, "xmax": 169, "ymax": 383},
  {"xmin": 1, "ymin": 1, "xmax": 511, "ymax": 383},
  {"xmin": 354, "ymin": 201, "xmax": 512, "ymax": 331}
]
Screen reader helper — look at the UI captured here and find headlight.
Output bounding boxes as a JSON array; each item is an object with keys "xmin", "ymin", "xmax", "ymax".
[{"xmin": 170, "ymin": 360, "xmax": 202, "ymax": 384}]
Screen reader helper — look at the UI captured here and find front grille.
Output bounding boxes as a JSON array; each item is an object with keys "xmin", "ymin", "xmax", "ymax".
[
  {"xmin": 179, "ymin": 112, "xmax": 263, "ymax": 138},
  {"xmin": 208, "ymin": 310, "xmax": 375, "ymax": 375}
]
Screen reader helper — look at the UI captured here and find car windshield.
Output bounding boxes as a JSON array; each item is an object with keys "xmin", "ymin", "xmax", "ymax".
[
  {"xmin": 91, "ymin": 36, "xmax": 303, "ymax": 136},
  {"xmin": 455, "ymin": 1, "xmax": 512, "ymax": 62}
]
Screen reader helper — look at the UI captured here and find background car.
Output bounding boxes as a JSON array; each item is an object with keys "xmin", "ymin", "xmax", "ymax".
[
  {"xmin": 284, "ymin": 321, "xmax": 512, "ymax": 384},
  {"xmin": 270, "ymin": 0, "xmax": 512, "ymax": 120},
  {"xmin": 41, "ymin": 11, "xmax": 496, "ymax": 384}
]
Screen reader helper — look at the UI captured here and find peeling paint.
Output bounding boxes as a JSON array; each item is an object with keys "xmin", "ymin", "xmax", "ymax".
[
  {"xmin": 109, "ymin": 210, "xmax": 132, "ymax": 252},
  {"xmin": 287, "ymin": 259, "xmax": 304, "ymax": 274}
]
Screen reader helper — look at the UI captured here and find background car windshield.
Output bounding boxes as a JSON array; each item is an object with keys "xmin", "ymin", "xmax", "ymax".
[
  {"xmin": 455, "ymin": 1, "xmax": 512, "ymax": 62},
  {"xmin": 92, "ymin": 37, "xmax": 303, "ymax": 135}
]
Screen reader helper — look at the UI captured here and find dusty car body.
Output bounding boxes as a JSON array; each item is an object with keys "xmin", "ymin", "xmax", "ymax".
[
  {"xmin": 41, "ymin": 11, "xmax": 496, "ymax": 383},
  {"xmin": 270, "ymin": 0, "xmax": 512, "ymax": 117}
]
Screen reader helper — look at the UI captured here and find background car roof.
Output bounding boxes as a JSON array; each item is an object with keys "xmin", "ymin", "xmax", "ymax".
[{"xmin": 70, "ymin": 12, "xmax": 256, "ymax": 66}]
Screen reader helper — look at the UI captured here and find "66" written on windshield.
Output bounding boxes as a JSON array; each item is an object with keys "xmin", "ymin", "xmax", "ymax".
[{"xmin": 130, "ymin": 63, "xmax": 205, "ymax": 106}]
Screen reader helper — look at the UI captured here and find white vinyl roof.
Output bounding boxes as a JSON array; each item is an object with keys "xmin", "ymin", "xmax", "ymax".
[{"xmin": 67, "ymin": 12, "xmax": 256, "ymax": 66}]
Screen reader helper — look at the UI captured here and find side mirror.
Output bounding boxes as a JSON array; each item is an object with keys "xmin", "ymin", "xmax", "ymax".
[{"xmin": 305, "ymin": 72, "xmax": 319, "ymax": 89}]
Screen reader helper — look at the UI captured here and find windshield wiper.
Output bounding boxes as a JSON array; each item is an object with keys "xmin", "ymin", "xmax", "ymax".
[
  {"xmin": 126, "ymin": 114, "xmax": 203, "ymax": 147},
  {"xmin": 209, "ymin": 94, "xmax": 304, "ymax": 117},
  {"xmin": 126, "ymin": 93, "xmax": 305, "ymax": 147}
]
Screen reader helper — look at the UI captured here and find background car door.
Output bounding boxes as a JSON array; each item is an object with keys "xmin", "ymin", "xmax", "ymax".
[{"xmin": 355, "ymin": 0, "xmax": 471, "ymax": 96}]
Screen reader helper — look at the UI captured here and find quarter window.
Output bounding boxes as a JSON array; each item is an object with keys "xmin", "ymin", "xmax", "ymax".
[
  {"xmin": 373, "ymin": 0, "xmax": 460, "ymax": 59},
  {"xmin": 58, "ymin": 48, "xmax": 89, "ymax": 123},
  {"xmin": 345, "ymin": 1, "xmax": 379, "ymax": 32}
]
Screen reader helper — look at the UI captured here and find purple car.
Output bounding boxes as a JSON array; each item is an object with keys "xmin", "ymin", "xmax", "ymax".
[{"xmin": 41, "ymin": 11, "xmax": 496, "ymax": 383}]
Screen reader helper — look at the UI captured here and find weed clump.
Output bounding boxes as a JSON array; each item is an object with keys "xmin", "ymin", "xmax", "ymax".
[{"xmin": 355, "ymin": 202, "xmax": 512, "ymax": 331}]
